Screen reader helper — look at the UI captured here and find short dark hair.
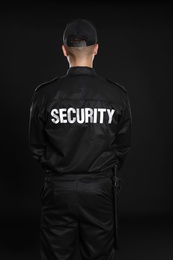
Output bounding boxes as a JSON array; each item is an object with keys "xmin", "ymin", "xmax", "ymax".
[{"xmin": 67, "ymin": 37, "xmax": 87, "ymax": 47}]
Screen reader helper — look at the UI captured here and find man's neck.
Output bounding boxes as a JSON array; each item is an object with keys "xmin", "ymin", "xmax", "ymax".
[{"xmin": 69, "ymin": 59, "xmax": 93, "ymax": 68}]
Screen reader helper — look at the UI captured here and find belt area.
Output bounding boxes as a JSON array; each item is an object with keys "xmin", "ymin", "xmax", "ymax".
[{"xmin": 44, "ymin": 169, "xmax": 113, "ymax": 180}]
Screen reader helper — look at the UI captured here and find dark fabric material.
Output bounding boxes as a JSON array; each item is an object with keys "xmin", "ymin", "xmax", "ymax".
[
  {"xmin": 40, "ymin": 172, "xmax": 116, "ymax": 260},
  {"xmin": 28, "ymin": 67, "xmax": 132, "ymax": 175}
]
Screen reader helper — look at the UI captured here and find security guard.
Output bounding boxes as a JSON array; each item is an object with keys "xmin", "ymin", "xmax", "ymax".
[{"xmin": 29, "ymin": 18, "xmax": 132, "ymax": 260}]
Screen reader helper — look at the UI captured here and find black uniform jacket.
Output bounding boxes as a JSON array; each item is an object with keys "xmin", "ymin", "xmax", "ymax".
[{"xmin": 29, "ymin": 67, "xmax": 132, "ymax": 174}]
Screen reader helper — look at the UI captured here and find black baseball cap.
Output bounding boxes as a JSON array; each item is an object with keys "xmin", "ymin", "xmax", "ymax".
[{"xmin": 63, "ymin": 18, "xmax": 98, "ymax": 47}]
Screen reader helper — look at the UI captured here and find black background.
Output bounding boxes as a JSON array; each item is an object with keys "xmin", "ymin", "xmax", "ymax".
[{"xmin": 0, "ymin": 1, "xmax": 173, "ymax": 260}]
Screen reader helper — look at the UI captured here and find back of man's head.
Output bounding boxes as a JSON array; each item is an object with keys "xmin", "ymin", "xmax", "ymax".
[{"xmin": 63, "ymin": 18, "xmax": 98, "ymax": 47}]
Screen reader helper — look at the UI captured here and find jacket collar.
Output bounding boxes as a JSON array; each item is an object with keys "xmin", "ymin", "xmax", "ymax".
[{"xmin": 66, "ymin": 66, "xmax": 97, "ymax": 76}]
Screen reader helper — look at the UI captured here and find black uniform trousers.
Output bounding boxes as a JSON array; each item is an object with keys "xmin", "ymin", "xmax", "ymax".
[{"xmin": 40, "ymin": 170, "xmax": 116, "ymax": 260}]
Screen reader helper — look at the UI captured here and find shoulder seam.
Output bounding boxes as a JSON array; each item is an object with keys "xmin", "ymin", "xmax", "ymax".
[
  {"xmin": 35, "ymin": 76, "xmax": 59, "ymax": 92},
  {"xmin": 106, "ymin": 78, "xmax": 127, "ymax": 93}
]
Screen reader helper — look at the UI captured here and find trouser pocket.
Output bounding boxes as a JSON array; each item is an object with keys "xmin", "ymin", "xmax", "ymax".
[{"xmin": 40, "ymin": 181, "xmax": 54, "ymax": 205}]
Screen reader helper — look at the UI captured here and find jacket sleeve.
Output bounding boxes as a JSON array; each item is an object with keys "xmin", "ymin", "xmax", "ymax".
[
  {"xmin": 115, "ymin": 94, "xmax": 132, "ymax": 172},
  {"xmin": 28, "ymin": 91, "xmax": 46, "ymax": 163}
]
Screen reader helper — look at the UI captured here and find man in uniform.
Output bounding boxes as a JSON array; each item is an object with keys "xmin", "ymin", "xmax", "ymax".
[{"xmin": 28, "ymin": 18, "xmax": 132, "ymax": 260}]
